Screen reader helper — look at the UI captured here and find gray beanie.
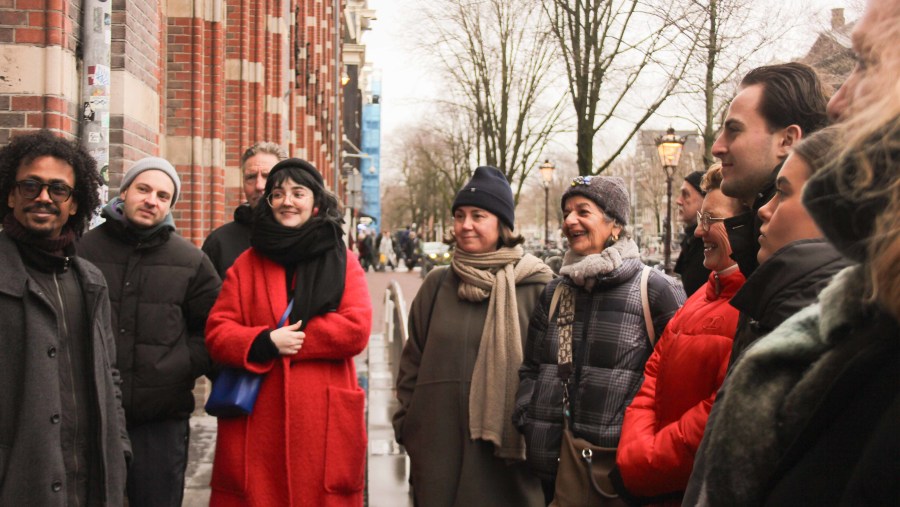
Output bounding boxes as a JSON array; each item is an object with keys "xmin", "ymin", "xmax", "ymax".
[
  {"xmin": 121, "ymin": 157, "xmax": 181, "ymax": 206},
  {"xmin": 561, "ymin": 175, "xmax": 630, "ymax": 225}
]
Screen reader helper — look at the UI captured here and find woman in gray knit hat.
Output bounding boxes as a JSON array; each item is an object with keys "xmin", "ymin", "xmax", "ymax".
[
  {"xmin": 513, "ymin": 175, "xmax": 686, "ymax": 502},
  {"xmin": 393, "ymin": 166, "xmax": 552, "ymax": 507}
]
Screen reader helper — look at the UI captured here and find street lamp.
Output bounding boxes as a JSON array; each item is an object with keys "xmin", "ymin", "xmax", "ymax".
[
  {"xmin": 539, "ymin": 159, "xmax": 556, "ymax": 248},
  {"xmin": 655, "ymin": 127, "xmax": 687, "ymax": 273}
]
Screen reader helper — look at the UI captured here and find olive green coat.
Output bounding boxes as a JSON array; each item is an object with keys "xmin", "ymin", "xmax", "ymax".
[{"xmin": 394, "ymin": 265, "xmax": 551, "ymax": 507}]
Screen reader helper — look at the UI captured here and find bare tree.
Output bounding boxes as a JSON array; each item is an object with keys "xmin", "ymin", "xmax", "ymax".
[
  {"xmin": 674, "ymin": 0, "xmax": 804, "ymax": 167},
  {"xmin": 385, "ymin": 112, "xmax": 479, "ymax": 240},
  {"xmin": 421, "ymin": 0, "xmax": 566, "ymax": 201},
  {"xmin": 544, "ymin": 0, "xmax": 697, "ymax": 176}
]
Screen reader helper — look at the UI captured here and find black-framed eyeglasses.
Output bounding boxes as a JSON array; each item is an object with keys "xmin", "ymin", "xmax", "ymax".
[
  {"xmin": 15, "ymin": 179, "xmax": 74, "ymax": 202},
  {"xmin": 697, "ymin": 211, "xmax": 726, "ymax": 232}
]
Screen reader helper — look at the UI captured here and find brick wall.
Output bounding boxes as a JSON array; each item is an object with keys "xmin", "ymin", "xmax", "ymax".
[
  {"xmin": 2, "ymin": 0, "xmax": 344, "ymax": 244},
  {"xmin": 0, "ymin": 0, "xmax": 81, "ymax": 143}
]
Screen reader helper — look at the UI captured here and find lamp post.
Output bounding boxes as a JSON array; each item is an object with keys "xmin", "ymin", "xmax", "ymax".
[
  {"xmin": 655, "ymin": 127, "xmax": 686, "ymax": 273},
  {"xmin": 539, "ymin": 159, "xmax": 556, "ymax": 248}
]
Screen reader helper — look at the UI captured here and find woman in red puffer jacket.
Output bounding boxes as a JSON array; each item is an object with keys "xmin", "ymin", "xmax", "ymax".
[{"xmin": 614, "ymin": 166, "xmax": 746, "ymax": 505}]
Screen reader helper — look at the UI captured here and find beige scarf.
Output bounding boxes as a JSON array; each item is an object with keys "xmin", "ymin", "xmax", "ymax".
[{"xmin": 452, "ymin": 245, "xmax": 552, "ymax": 460}]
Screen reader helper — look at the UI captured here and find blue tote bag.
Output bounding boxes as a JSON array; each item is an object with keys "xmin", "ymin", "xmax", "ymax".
[{"xmin": 205, "ymin": 300, "xmax": 293, "ymax": 417}]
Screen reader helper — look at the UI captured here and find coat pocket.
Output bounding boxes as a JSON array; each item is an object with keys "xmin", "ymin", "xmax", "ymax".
[{"xmin": 324, "ymin": 386, "xmax": 367, "ymax": 494}]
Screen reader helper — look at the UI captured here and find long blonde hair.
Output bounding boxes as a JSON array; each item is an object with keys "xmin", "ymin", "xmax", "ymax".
[{"xmin": 829, "ymin": 0, "xmax": 900, "ymax": 318}]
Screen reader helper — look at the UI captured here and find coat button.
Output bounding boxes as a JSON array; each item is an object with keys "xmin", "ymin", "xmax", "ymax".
[
  {"xmin": 51, "ymin": 481, "xmax": 62, "ymax": 492},
  {"xmin": 125, "ymin": 282, "xmax": 131, "ymax": 287},
  {"xmin": 50, "ymin": 414, "xmax": 61, "ymax": 424},
  {"xmin": 47, "ymin": 346, "xmax": 57, "ymax": 358},
  {"xmin": 120, "ymin": 329, "xmax": 126, "ymax": 334}
]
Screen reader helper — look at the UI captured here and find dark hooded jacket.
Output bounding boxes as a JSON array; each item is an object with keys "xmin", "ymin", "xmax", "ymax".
[
  {"xmin": 727, "ymin": 238, "xmax": 852, "ymax": 368},
  {"xmin": 202, "ymin": 203, "xmax": 253, "ymax": 280}
]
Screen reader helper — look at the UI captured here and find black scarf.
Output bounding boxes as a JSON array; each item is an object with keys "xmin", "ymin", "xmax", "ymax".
[
  {"xmin": 250, "ymin": 213, "xmax": 346, "ymax": 329},
  {"xmin": 3, "ymin": 214, "xmax": 77, "ymax": 267}
]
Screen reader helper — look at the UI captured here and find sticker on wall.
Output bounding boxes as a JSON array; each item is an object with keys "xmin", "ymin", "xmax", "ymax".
[
  {"xmin": 93, "ymin": 7, "xmax": 103, "ymax": 33},
  {"xmin": 82, "ymin": 102, "xmax": 95, "ymax": 122},
  {"xmin": 89, "ymin": 95, "xmax": 109, "ymax": 109},
  {"xmin": 88, "ymin": 65, "xmax": 110, "ymax": 87},
  {"xmin": 88, "ymin": 132, "xmax": 101, "ymax": 144},
  {"xmin": 100, "ymin": 112, "xmax": 109, "ymax": 128},
  {"xmin": 89, "ymin": 149, "xmax": 107, "ymax": 162}
]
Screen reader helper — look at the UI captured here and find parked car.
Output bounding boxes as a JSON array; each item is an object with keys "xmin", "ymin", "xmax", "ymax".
[{"xmin": 420, "ymin": 241, "xmax": 451, "ymax": 278}]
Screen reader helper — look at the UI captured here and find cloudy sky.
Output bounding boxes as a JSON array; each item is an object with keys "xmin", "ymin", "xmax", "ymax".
[{"xmin": 363, "ymin": 0, "xmax": 860, "ymax": 174}]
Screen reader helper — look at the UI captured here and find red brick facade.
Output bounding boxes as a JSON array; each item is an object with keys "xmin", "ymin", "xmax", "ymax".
[{"xmin": 0, "ymin": 0, "xmax": 344, "ymax": 244}]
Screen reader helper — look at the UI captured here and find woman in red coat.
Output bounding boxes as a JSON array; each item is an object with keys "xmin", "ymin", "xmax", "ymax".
[
  {"xmin": 614, "ymin": 165, "xmax": 746, "ymax": 505},
  {"xmin": 206, "ymin": 158, "xmax": 372, "ymax": 506}
]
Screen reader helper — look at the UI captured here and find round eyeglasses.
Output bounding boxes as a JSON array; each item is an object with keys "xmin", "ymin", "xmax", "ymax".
[
  {"xmin": 697, "ymin": 211, "xmax": 726, "ymax": 232},
  {"xmin": 15, "ymin": 179, "xmax": 74, "ymax": 202}
]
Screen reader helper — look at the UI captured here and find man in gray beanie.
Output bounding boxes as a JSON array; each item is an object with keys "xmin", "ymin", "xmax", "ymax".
[{"xmin": 78, "ymin": 156, "xmax": 221, "ymax": 507}]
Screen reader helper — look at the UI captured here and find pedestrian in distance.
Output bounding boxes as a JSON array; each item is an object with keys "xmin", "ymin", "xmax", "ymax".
[
  {"xmin": 0, "ymin": 130, "xmax": 130, "ymax": 505},
  {"xmin": 684, "ymin": 0, "xmax": 900, "ymax": 503},
  {"xmin": 712, "ymin": 62, "xmax": 830, "ymax": 278},
  {"xmin": 672, "ymin": 170, "xmax": 711, "ymax": 297},
  {"xmin": 78, "ymin": 156, "xmax": 222, "ymax": 507},
  {"xmin": 378, "ymin": 229, "xmax": 397, "ymax": 271},
  {"xmin": 203, "ymin": 141, "xmax": 287, "ymax": 279},
  {"xmin": 514, "ymin": 175, "xmax": 685, "ymax": 503},
  {"xmin": 393, "ymin": 166, "xmax": 553, "ymax": 507},
  {"xmin": 613, "ymin": 165, "xmax": 747, "ymax": 506},
  {"xmin": 205, "ymin": 158, "xmax": 372, "ymax": 506}
]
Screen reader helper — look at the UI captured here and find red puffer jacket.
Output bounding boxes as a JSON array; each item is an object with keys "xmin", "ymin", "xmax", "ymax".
[{"xmin": 617, "ymin": 267, "xmax": 745, "ymax": 504}]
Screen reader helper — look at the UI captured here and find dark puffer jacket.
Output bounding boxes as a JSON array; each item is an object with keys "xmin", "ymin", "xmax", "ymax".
[
  {"xmin": 79, "ymin": 218, "xmax": 221, "ymax": 426},
  {"xmin": 202, "ymin": 203, "xmax": 253, "ymax": 280},
  {"xmin": 727, "ymin": 238, "xmax": 851, "ymax": 368},
  {"xmin": 514, "ymin": 258, "xmax": 685, "ymax": 480}
]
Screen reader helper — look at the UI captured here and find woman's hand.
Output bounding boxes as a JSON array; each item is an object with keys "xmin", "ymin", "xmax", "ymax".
[{"xmin": 270, "ymin": 320, "xmax": 305, "ymax": 355}]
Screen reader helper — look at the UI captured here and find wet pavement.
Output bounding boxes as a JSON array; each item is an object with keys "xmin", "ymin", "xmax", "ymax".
[{"xmin": 183, "ymin": 268, "xmax": 423, "ymax": 506}]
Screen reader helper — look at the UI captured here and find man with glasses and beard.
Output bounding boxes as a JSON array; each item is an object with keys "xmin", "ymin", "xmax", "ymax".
[{"xmin": 0, "ymin": 130, "xmax": 130, "ymax": 505}]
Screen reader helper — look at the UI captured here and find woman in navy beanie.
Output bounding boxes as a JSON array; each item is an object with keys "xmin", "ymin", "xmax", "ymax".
[{"xmin": 394, "ymin": 166, "xmax": 552, "ymax": 506}]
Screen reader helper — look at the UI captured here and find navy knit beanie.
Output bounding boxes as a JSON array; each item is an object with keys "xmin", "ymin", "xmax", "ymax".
[
  {"xmin": 684, "ymin": 171, "xmax": 707, "ymax": 196},
  {"xmin": 452, "ymin": 166, "xmax": 516, "ymax": 230}
]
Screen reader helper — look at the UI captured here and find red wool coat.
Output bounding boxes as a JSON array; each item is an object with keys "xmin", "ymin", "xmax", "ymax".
[
  {"xmin": 617, "ymin": 268, "xmax": 745, "ymax": 504},
  {"xmin": 205, "ymin": 248, "xmax": 372, "ymax": 507}
]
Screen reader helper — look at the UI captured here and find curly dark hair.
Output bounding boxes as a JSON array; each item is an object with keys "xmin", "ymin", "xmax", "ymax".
[{"xmin": 0, "ymin": 130, "xmax": 103, "ymax": 235}]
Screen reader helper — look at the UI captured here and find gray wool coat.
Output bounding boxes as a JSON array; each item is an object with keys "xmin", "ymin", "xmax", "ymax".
[
  {"xmin": 394, "ymin": 265, "xmax": 551, "ymax": 507},
  {"xmin": 0, "ymin": 233, "xmax": 130, "ymax": 506}
]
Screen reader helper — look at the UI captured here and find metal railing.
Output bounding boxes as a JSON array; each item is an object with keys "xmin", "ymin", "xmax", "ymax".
[{"xmin": 383, "ymin": 280, "xmax": 409, "ymax": 377}]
